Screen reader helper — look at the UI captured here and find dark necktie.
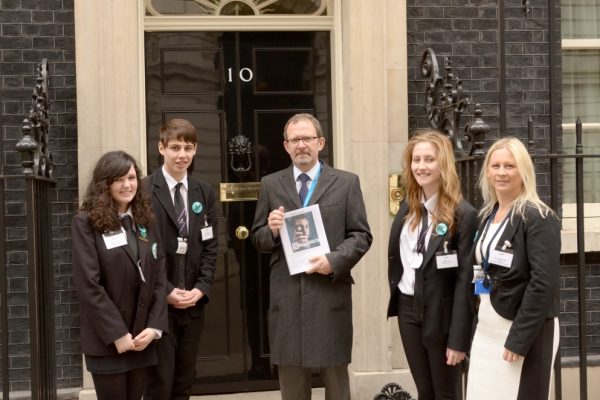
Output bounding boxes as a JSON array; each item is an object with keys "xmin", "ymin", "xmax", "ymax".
[
  {"xmin": 416, "ymin": 204, "xmax": 428, "ymax": 254},
  {"xmin": 121, "ymin": 215, "xmax": 139, "ymax": 261},
  {"xmin": 174, "ymin": 182, "xmax": 188, "ymax": 237},
  {"xmin": 413, "ymin": 204, "xmax": 429, "ymax": 317},
  {"xmin": 298, "ymin": 173, "xmax": 310, "ymax": 205}
]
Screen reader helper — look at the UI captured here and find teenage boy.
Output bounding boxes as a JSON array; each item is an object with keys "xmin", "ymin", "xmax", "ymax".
[{"xmin": 144, "ymin": 118, "xmax": 218, "ymax": 400}]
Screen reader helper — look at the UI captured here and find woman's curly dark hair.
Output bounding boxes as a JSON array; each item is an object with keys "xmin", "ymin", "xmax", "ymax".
[{"xmin": 80, "ymin": 150, "xmax": 153, "ymax": 233}]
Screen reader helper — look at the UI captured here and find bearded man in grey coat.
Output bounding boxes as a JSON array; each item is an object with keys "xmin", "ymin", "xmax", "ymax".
[{"xmin": 251, "ymin": 113, "xmax": 372, "ymax": 400}]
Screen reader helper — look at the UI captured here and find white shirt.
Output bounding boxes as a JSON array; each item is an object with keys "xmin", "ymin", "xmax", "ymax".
[
  {"xmin": 162, "ymin": 166, "xmax": 189, "ymax": 227},
  {"xmin": 475, "ymin": 220, "xmax": 508, "ymax": 265},
  {"xmin": 398, "ymin": 193, "xmax": 438, "ymax": 296},
  {"xmin": 293, "ymin": 162, "xmax": 321, "ymax": 194}
]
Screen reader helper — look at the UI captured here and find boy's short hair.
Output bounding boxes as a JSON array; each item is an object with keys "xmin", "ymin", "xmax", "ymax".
[{"xmin": 159, "ymin": 118, "xmax": 198, "ymax": 145}]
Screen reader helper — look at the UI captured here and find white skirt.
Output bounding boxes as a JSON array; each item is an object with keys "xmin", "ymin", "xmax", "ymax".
[{"xmin": 466, "ymin": 296, "xmax": 559, "ymax": 400}]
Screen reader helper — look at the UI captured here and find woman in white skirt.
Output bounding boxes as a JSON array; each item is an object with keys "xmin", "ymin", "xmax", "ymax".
[{"xmin": 467, "ymin": 138, "xmax": 560, "ymax": 400}]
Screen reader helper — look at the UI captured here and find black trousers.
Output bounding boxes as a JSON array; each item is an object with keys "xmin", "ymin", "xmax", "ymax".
[
  {"xmin": 278, "ymin": 365, "xmax": 350, "ymax": 400},
  {"xmin": 516, "ymin": 317, "xmax": 558, "ymax": 400},
  {"xmin": 397, "ymin": 293, "xmax": 461, "ymax": 400},
  {"xmin": 144, "ymin": 309, "xmax": 205, "ymax": 400},
  {"xmin": 91, "ymin": 367, "xmax": 149, "ymax": 400}
]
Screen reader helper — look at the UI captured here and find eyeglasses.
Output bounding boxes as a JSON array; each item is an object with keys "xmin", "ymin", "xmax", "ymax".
[{"xmin": 285, "ymin": 136, "xmax": 319, "ymax": 145}]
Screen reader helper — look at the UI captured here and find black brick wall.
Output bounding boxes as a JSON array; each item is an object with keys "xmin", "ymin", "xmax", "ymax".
[
  {"xmin": 407, "ymin": 0, "xmax": 562, "ymax": 206},
  {"xmin": 407, "ymin": 0, "xmax": 600, "ymax": 362},
  {"xmin": 1, "ymin": 0, "xmax": 80, "ymax": 391},
  {"xmin": 559, "ymin": 253, "xmax": 600, "ymax": 358},
  {"xmin": 0, "ymin": 0, "xmax": 593, "ymax": 393}
]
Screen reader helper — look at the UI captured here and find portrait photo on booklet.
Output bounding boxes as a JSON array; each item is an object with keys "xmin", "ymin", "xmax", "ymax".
[{"xmin": 280, "ymin": 204, "xmax": 330, "ymax": 275}]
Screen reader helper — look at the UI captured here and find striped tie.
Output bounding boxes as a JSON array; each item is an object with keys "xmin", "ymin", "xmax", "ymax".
[
  {"xmin": 298, "ymin": 173, "xmax": 310, "ymax": 205},
  {"xmin": 174, "ymin": 182, "xmax": 188, "ymax": 236}
]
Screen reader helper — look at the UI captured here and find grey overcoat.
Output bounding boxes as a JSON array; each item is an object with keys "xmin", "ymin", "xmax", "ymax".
[{"xmin": 251, "ymin": 163, "xmax": 372, "ymax": 367}]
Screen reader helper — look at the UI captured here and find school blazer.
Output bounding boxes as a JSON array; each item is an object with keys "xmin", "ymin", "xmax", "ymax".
[
  {"xmin": 72, "ymin": 212, "xmax": 168, "ymax": 357},
  {"xmin": 474, "ymin": 203, "xmax": 560, "ymax": 356},
  {"xmin": 387, "ymin": 199, "xmax": 478, "ymax": 352},
  {"xmin": 144, "ymin": 170, "xmax": 218, "ymax": 316}
]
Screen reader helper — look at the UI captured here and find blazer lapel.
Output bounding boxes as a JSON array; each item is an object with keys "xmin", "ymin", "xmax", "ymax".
[
  {"xmin": 279, "ymin": 166, "xmax": 302, "ymax": 208},
  {"xmin": 495, "ymin": 213, "xmax": 522, "ymax": 250},
  {"xmin": 137, "ymin": 234, "xmax": 149, "ymax": 280},
  {"xmin": 422, "ymin": 231, "xmax": 446, "ymax": 269},
  {"xmin": 473, "ymin": 209, "xmax": 522, "ymax": 262},
  {"xmin": 389, "ymin": 201, "xmax": 409, "ymax": 257},
  {"xmin": 187, "ymin": 179, "xmax": 201, "ymax": 235},
  {"xmin": 120, "ymin": 226, "xmax": 141, "ymax": 267},
  {"xmin": 153, "ymin": 171, "xmax": 179, "ymax": 228},
  {"xmin": 309, "ymin": 163, "xmax": 337, "ymax": 206}
]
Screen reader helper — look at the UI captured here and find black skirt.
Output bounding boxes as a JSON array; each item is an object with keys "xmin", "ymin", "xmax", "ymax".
[{"xmin": 85, "ymin": 345, "xmax": 157, "ymax": 375}]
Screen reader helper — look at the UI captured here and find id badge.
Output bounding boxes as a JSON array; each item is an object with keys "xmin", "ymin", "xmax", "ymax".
[
  {"xmin": 176, "ymin": 237, "xmax": 188, "ymax": 255},
  {"xmin": 489, "ymin": 249, "xmax": 513, "ymax": 269},
  {"xmin": 436, "ymin": 251, "xmax": 458, "ymax": 269},
  {"xmin": 201, "ymin": 226, "xmax": 214, "ymax": 241},
  {"xmin": 103, "ymin": 229, "xmax": 128, "ymax": 249},
  {"xmin": 474, "ymin": 278, "xmax": 491, "ymax": 295},
  {"xmin": 472, "ymin": 265, "xmax": 484, "ymax": 283}
]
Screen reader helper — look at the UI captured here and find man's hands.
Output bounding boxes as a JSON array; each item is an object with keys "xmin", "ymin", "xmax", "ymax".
[
  {"xmin": 268, "ymin": 206, "xmax": 285, "ymax": 237},
  {"xmin": 168, "ymin": 288, "xmax": 204, "ymax": 309},
  {"xmin": 306, "ymin": 255, "xmax": 333, "ymax": 275},
  {"xmin": 267, "ymin": 207, "xmax": 332, "ymax": 276}
]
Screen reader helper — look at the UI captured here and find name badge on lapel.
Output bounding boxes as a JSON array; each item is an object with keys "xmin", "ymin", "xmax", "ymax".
[
  {"xmin": 435, "ymin": 241, "xmax": 458, "ymax": 269},
  {"xmin": 489, "ymin": 249, "xmax": 513, "ymax": 268},
  {"xmin": 103, "ymin": 229, "xmax": 127, "ymax": 250}
]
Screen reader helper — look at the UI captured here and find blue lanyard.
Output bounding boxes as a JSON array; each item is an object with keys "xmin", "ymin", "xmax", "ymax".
[
  {"xmin": 302, "ymin": 164, "xmax": 322, "ymax": 207},
  {"xmin": 479, "ymin": 206, "xmax": 510, "ymax": 273}
]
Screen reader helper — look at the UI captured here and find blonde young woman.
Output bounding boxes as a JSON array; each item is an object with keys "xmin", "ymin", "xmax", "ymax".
[
  {"xmin": 387, "ymin": 130, "xmax": 477, "ymax": 400},
  {"xmin": 467, "ymin": 138, "xmax": 560, "ymax": 400}
]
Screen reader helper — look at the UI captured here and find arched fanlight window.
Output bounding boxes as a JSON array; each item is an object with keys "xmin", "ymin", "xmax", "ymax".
[{"xmin": 145, "ymin": 0, "xmax": 328, "ymax": 16}]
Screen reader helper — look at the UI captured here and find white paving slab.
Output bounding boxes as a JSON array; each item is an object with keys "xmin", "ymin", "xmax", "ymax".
[{"xmin": 191, "ymin": 388, "xmax": 325, "ymax": 399}]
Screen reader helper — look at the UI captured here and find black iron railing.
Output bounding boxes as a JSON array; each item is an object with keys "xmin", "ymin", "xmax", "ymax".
[
  {"xmin": 0, "ymin": 59, "xmax": 56, "ymax": 399},
  {"xmin": 525, "ymin": 117, "xmax": 600, "ymax": 400},
  {"xmin": 414, "ymin": 48, "xmax": 597, "ymax": 400}
]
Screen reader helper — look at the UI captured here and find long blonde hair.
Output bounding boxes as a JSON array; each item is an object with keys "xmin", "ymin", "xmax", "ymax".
[
  {"xmin": 478, "ymin": 137, "xmax": 552, "ymax": 219},
  {"xmin": 401, "ymin": 130, "xmax": 463, "ymax": 234}
]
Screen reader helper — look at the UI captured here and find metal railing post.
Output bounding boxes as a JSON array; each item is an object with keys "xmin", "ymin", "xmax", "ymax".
[
  {"xmin": 0, "ymin": 177, "xmax": 9, "ymax": 398},
  {"xmin": 575, "ymin": 117, "xmax": 588, "ymax": 400}
]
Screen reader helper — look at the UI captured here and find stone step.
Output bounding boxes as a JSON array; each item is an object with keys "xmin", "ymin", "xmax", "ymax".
[{"xmin": 191, "ymin": 389, "xmax": 325, "ymax": 399}]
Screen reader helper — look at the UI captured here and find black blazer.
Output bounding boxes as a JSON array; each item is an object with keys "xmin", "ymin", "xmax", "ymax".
[
  {"xmin": 473, "ymin": 203, "xmax": 560, "ymax": 356},
  {"xmin": 387, "ymin": 199, "xmax": 477, "ymax": 352},
  {"xmin": 72, "ymin": 212, "xmax": 168, "ymax": 357},
  {"xmin": 144, "ymin": 170, "xmax": 218, "ymax": 317}
]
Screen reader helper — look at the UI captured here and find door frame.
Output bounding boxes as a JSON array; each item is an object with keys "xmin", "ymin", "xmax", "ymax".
[
  {"xmin": 140, "ymin": 0, "xmax": 344, "ymax": 172},
  {"xmin": 74, "ymin": 1, "xmax": 345, "ymax": 396}
]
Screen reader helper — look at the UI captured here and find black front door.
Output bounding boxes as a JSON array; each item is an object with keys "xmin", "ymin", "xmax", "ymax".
[{"xmin": 145, "ymin": 31, "xmax": 332, "ymax": 394}]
